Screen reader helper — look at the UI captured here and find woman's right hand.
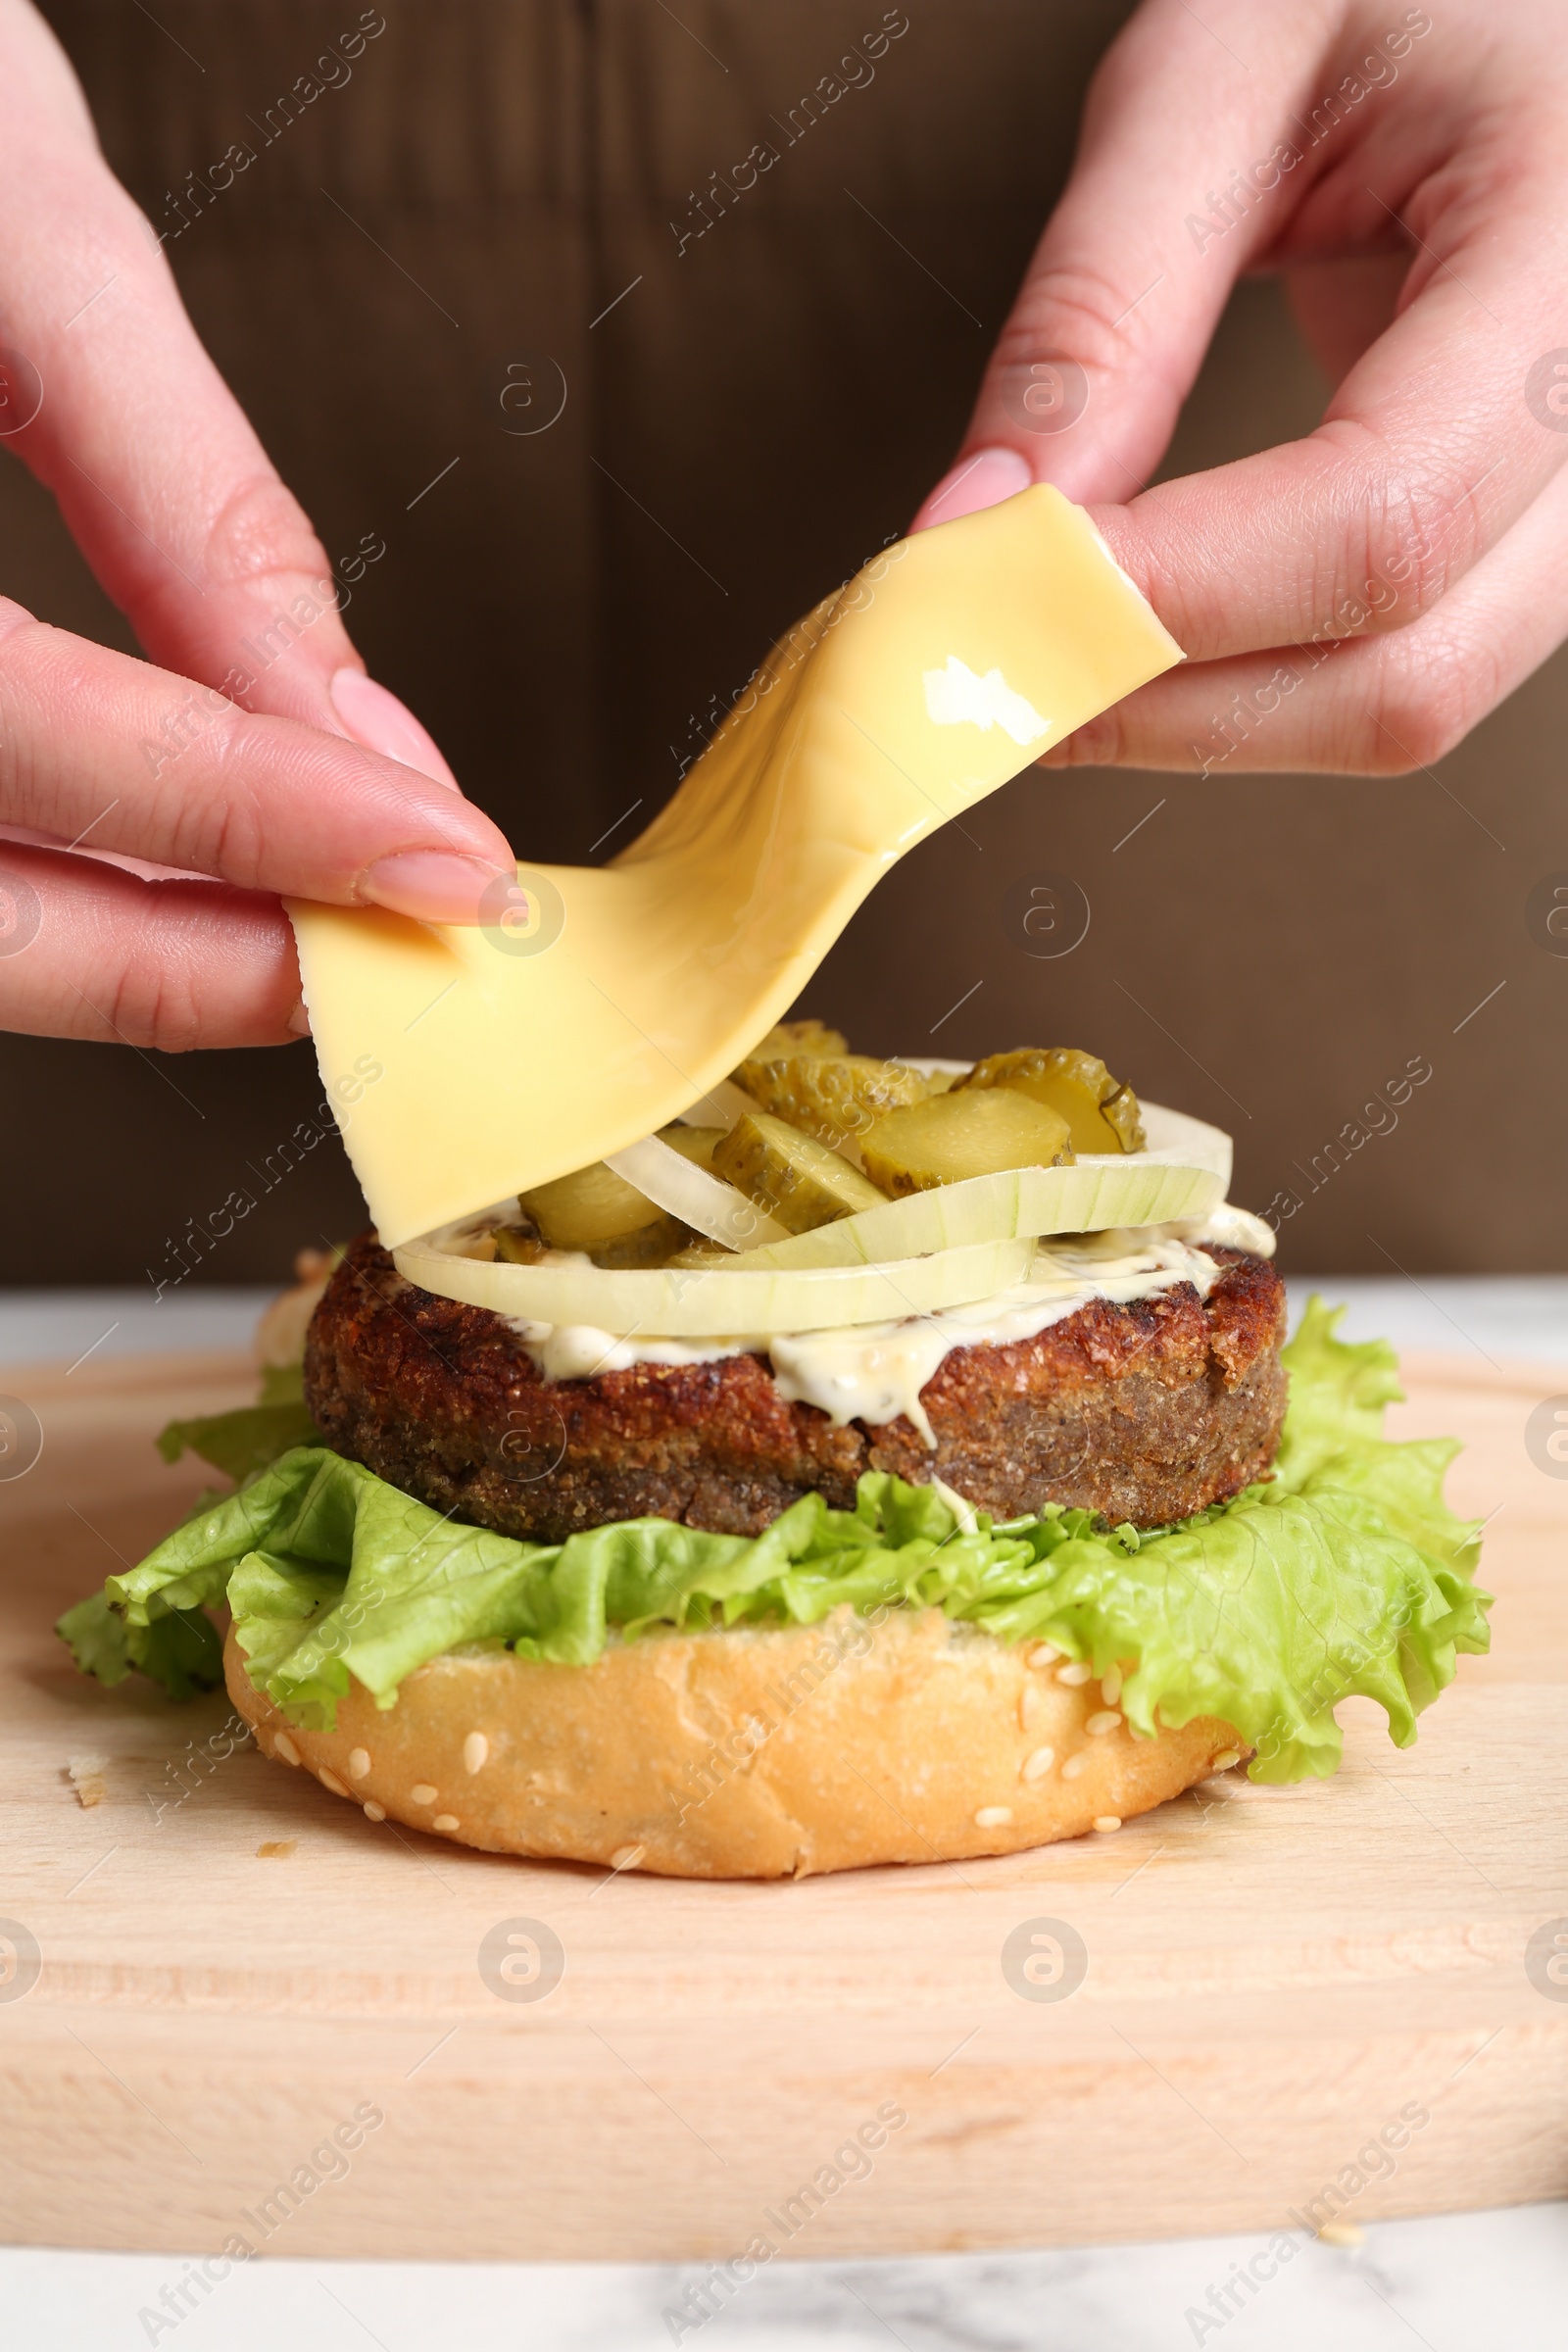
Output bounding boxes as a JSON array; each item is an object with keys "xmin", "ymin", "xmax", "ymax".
[{"xmin": 0, "ymin": 0, "xmax": 514, "ymax": 1051}]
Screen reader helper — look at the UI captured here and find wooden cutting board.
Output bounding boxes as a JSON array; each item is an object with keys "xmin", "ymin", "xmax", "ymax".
[{"xmin": 1, "ymin": 1344, "xmax": 1564, "ymax": 2263}]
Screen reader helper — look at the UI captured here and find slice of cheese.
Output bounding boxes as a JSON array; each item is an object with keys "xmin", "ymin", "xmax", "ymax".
[{"xmin": 291, "ymin": 485, "xmax": 1182, "ymax": 1248}]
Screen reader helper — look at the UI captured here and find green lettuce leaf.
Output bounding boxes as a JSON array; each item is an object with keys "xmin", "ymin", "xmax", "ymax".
[
  {"xmin": 156, "ymin": 1367, "xmax": 322, "ymax": 1487},
  {"xmin": 57, "ymin": 1298, "xmax": 1490, "ymax": 1779},
  {"xmin": 56, "ymin": 1588, "xmax": 225, "ymax": 1700}
]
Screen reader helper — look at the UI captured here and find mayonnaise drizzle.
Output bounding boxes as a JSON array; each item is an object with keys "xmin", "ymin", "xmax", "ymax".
[{"xmin": 512, "ymin": 1203, "xmax": 1274, "ymax": 1447}]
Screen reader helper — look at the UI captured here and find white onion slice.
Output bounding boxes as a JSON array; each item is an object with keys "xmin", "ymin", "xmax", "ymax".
[
  {"xmin": 715, "ymin": 1102, "xmax": 1231, "ymax": 1271},
  {"xmin": 394, "ymin": 1233, "xmax": 1037, "ymax": 1337},
  {"xmin": 1118, "ymin": 1101, "xmax": 1232, "ymax": 1187},
  {"xmin": 670, "ymin": 1076, "xmax": 759, "ymax": 1132},
  {"xmin": 720, "ymin": 1162, "xmax": 1216, "ymax": 1272},
  {"xmin": 605, "ymin": 1133, "xmax": 788, "ymax": 1250}
]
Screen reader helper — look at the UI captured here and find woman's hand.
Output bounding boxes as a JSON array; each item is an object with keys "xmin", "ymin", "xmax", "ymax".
[
  {"xmin": 0, "ymin": 0, "xmax": 514, "ymax": 1050},
  {"xmin": 914, "ymin": 0, "xmax": 1568, "ymax": 778}
]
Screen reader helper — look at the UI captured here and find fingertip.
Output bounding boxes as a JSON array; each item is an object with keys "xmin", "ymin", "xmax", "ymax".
[
  {"xmin": 330, "ymin": 667, "xmax": 461, "ymax": 790},
  {"xmin": 358, "ymin": 850, "xmax": 516, "ymax": 926},
  {"xmin": 911, "ymin": 445, "xmax": 1034, "ymax": 532}
]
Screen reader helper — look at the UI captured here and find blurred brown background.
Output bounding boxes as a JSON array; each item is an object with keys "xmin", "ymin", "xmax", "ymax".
[{"xmin": 5, "ymin": 0, "xmax": 1563, "ymax": 1284}]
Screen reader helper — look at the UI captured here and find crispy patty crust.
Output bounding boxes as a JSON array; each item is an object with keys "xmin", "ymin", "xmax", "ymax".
[{"xmin": 305, "ymin": 1234, "xmax": 1288, "ymax": 1541}]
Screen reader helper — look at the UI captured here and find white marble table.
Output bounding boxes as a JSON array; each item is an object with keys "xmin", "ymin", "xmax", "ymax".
[
  {"xmin": 3, "ymin": 1278, "xmax": 1565, "ymax": 2349},
  {"xmin": 1, "ymin": 2202, "xmax": 1566, "ymax": 2351}
]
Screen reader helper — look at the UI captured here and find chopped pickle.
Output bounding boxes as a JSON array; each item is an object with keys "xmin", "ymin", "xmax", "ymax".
[
  {"xmin": 956, "ymin": 1047, "xmax": 1146, "ymax": 1153},
  {"xmin": 656, "ymin": 1123, "xmax": 727, "ymax": 1173},
  {"xmin": 492, "ymin": 1225, "xmax": 551, "ymax": 1265},
  {"xmin": 733, "ymin": 1053, "xmax": 930, "ymax": 1151},
  {"xmin": 518, "ymin": 1159, "xmax": 654, "ymax": 1251},
  {"xmin": 496, "ymin": 1205, "xmax": 694, "ymax": 1267},
  {"xmin": 713, "ymin": 1110, "xmax": 886, "ymax": 1235},
  {"xmin": 744, "ymin": 1017, "xmax": 850, "ymax": 1060},
  {"xmin": 860, "ymin": 1089, "xmax": 1073, "ymax": 1196},
  {"xmin": 587, "ymin": 1212, "xmax": 698, "ymax": 1268}
]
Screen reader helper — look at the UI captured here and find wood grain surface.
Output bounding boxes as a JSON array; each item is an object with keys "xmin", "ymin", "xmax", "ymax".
[{"xmin": 1, "ymin": 1344, "xmax": 1564, "ymax": 2261}]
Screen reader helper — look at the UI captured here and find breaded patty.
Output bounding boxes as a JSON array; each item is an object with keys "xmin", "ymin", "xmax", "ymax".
[{"xmin": 305, "ymin": 1234, "xmax": 1288, "ymax": 1541}]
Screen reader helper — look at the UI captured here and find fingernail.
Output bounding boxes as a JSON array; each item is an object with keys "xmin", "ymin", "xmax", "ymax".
[
  {"xmin": 360, "ymin": 851, "xmax": 512, "ymax": 924},
  {"xmin": 911, "ymin": 445, "xmax": 1034, "ymax": 532},
  {"xmin": 286, "ymin": 996, "xmax": 312, "ymax": 1038},
  {"xmin": 330, "ymin": 668, "xmax": 460, "ymax": 790}
]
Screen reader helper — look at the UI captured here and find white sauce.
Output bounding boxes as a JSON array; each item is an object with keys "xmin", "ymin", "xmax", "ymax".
[{"xmin": 511, "ymin": 1203, "xmax": 1274, "ymax": 1448}]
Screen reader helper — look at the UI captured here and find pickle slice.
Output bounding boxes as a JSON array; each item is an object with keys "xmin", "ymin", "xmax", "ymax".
[
  {"xmin": 1099, "ymin": 1089, "xmax": 1145, "ymax": 1152},
  {"xmin": 860, "ymin": 1089, "xmax": 1073, "ymax": 1196},
  {"xmin": 501, "ymin": 1193, "xmax": 693, "ymax": 1268},
  {"xmin": 733, "ymin": 1053, "xmax": 929, "ymax": 1151},
  {"xmin": 519, "ymin": 1159, "xmax": 654, "ymax": 1250},
  {"xmin": 956, "ymin": 1048, "xmax": 1146, "ymax": 1153},
  {"xmin": 712, "ymin": 1110, "xmax": 886, "ymax": 1235},
  {"xmin": 744, "ymin": 1017, "xmax": 849, "ymax": 1060},
  {"xmin": 587, "ymin": 1212, "xmax": 698, "ymax": 1268}
]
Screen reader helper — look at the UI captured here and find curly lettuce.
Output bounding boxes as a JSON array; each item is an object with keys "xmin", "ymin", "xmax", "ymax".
[
  {"xmin": 154, "ymin": 1360, "xmax": 321, "ymax": 1484},
  {"xmin": 57, "ymin": 1300, "xmax": 1489, "ymax": 1780}
]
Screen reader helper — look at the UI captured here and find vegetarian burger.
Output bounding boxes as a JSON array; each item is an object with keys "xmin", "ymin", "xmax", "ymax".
[{"xmin": 62, "ymin": 1030, "xmax": 1489, "ymax": 1878}]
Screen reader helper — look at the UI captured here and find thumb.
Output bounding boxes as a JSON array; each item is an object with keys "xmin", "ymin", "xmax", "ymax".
[{"xmin": 912, "ymin": 0, "xmax": 1323, "ymax": 527}]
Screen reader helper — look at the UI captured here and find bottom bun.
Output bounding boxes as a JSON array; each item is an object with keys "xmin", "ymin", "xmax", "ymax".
[{"xmin": 225, "ymin": 1611, "xmax": 1245, "ymax": 1880}]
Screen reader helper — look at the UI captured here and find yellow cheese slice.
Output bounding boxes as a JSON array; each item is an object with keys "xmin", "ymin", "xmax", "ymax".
[{"xmin": 291, "ymin": 485, "xmax": 1181, "ymax": 1248}]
